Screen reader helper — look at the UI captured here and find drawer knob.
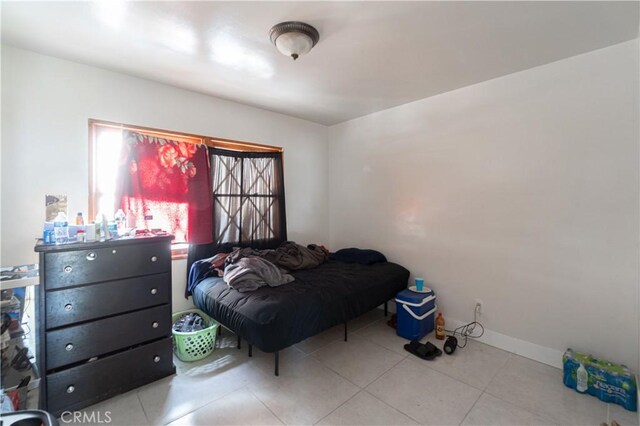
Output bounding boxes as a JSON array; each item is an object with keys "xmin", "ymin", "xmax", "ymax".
[
  {"xmin": 67, "ymin": 385, "xmax": 75, "ymax": 394},
  {"xmin": 151, "ymin": 256, "xmax": 158, "ymax": 262},
  {"xmin": 86, "ymin": 252, "xmax": 97, "ymax": 261},
  {"xmin": 65, "ymin": 343, "xmax": 74, "ymax": 351},
  {"xmin": 112, "ymin": 249, "xmax": 117, "ymax": 254},
  {"xmin": 64, "ymin": 304, "xmax": 73, "ymax": 311},
  {"xmin": 153, "ymin": 355, "xmax": 161, "ymax": 363},
  {"xmin": 152, "ymin": 321, "xmax": 159, "ymax": 328},
  {"xmin": 64, "ymin": 266, "xmax": 73, "ymax": 273},
  {"xmin": 150, "ymin": 288, "xmax": 158, "ymax": 295}
]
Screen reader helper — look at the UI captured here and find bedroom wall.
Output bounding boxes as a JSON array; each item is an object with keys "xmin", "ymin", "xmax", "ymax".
[
  {"xmin": 0, "ymin": 46, "xmax": 329, "ymax": 312},
  {"xmin": 328, "ymin": 40, "xmax": 639, "ymax": 369}
]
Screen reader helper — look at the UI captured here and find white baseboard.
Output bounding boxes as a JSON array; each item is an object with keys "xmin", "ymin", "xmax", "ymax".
[
  {"xmin": 444, "ymin": 318, "xmax": 564, "ymax": 369},
  {"xmin": 375, "ymin": 306, "xmax": 564, "ymax": 369}
]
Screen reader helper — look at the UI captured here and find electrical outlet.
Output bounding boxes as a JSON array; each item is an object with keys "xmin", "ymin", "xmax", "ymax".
[{"xmin": 474, "ymin": 299, "xmax": 483, "ymax": 315}]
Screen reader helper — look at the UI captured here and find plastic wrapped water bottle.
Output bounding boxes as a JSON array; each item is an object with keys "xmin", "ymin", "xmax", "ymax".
[{"xmin": 53, "ymin": 212, "xmax": 69, "ymax": 245}]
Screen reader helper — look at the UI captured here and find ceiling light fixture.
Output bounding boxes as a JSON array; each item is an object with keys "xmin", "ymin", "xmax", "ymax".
[{"xmin": 269, "ymin": 21, "xmax": 319, "ymax": 61}]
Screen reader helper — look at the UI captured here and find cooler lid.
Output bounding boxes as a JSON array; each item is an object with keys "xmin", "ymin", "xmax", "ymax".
[{"xmin": 395, "ymin": 287, "xmax": 435, "ymax": 304}]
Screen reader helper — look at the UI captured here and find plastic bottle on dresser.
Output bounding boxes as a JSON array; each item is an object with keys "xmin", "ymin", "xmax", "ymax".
[
  {"xmin": 95, "ymin": 213, "xmax": 105, "ymax": 241},
  {"xmin": 126, "ymin": 210, "xmax": 137, "ymax": 229},
  {"xmin": 114, "ymin": 209, "xmax": 126, "ymax": 237},
  {"xmin": 75, "ymin": 212, "xmax": 84, "ymax": 226},
  {"xmin": 53, "ymin": 212, "xmax": 69, "ymax": 245},
  {"xmin": 144, "ymin": 208, "xmax": 154, "ymax": 230}
]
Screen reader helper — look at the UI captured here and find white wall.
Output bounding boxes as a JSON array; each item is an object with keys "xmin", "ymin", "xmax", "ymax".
[
  {"xmin": 1, "ymin": 46, "xmax": 329, "ymax": 312},
  {"xmin": 328, "ymin": 40, "xmax": 639, "ymax": 369},
  {"xmin": 2, "ymin": 40, "xmax": 638, "ymax": 371}
]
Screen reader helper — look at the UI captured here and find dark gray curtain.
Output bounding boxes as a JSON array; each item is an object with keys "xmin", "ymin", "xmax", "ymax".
[{"xmin": 210, "ymin": 148, "xmax": 287, "ymax": 248}]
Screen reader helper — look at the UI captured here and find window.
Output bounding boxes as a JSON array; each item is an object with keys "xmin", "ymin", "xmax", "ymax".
[
  {"xmin": 89, "ymin": 119, "xmax": 283, "ymax": 257},
  {"xmin": 210, "ymin": 149, "xmax": 287, "ymax": 248}
]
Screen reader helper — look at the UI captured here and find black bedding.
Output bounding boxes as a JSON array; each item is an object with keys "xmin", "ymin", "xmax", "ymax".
[{"xmin": 191, "ymin": 259, "xmax": 409, "ymax": 353}]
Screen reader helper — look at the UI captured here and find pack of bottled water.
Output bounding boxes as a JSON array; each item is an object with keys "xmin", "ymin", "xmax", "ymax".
[{"xmin": 563, "ymin": 348, "xmax": 637, "ymax": 411}]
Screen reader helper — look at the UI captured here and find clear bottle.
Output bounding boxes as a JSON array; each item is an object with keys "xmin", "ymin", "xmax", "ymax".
[
  {"xmin": 144, "ymin": 208, "xmax": 154, "ymax": 230},
  {"xmin": 114, "ymin": 209, "xmax": 126, "ymax": 236},
  {"xmin": 95, "ymin": 213, "xmax": 104, "ymax": 241},
  {"xmin": 53, "ymin": 212, "xmax": 69, "ymax": 245},
  {"xmin": 126, "ymin": 210, "xmax": 137, "ymax": 229},
  {"xmin": 75, "ymin": 212, "xmax": 84, "ymax": 226},
  {"xmin": 576, "ymin": 363, "xmax": 588, "ymax": 393}
]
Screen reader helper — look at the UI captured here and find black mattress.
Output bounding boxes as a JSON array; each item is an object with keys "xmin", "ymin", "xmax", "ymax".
[{"xmin": 192, "ymin": 260, "xmax": 409, "ymax": 353}]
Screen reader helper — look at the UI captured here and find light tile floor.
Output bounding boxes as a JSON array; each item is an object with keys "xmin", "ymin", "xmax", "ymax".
[{"xmin": 76, "ymin": 311, "xmax": 639, "ymax": 425}]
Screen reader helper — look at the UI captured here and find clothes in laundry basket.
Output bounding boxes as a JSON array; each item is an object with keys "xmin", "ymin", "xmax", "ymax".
[{"xmin": 172, "ymin": 312, "xmax": 206, "ymax": 333}]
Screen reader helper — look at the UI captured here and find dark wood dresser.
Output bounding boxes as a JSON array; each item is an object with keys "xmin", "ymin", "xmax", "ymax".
[{"xmin": 34, "ymin": 235, "xmax": 175, "ymax": 416}]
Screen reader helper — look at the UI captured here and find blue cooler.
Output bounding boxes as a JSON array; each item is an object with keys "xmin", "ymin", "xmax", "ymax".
[{"xmin": 395, "ymin": 288, "xmax": 437, "ymax": 340}]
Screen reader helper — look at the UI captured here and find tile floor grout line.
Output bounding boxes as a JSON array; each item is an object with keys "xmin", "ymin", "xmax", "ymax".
[
  {"xmin": 470, "ymin": 351, "xmax": 580, "ymax": 425},
  {"xmin": 156, "ymin": 380, "xmax": 250, "ymax": 425},
  {"xmin": 481, "ymin": 352, "xmax": 584, "ymax": 424},
  {"xmin": 414, "ymin": 340, "xmax": 513, "ymax": 393},
  {"xmin": 245, "ymin": 354, "xmax": 361, "ymax": 425},
  {"xmin": 312, "ymin": 387, "xmax": 364, "ymax": 425},
  {"xmin": 351, "ymin": 317, "xmax": 387, "ymax": 338},
  {"xmin": 295, "ymin": 314, "xmax": 384, "ymax": 356},
  {"xmin": 245, "ymin": 385, "xmax": 288, "ymax": 426},
  {"xmin": 309, "ymin": 335, "xmax": 408, "ymax": 389},
  {"xmin": 457, "ymin": 389, "xmax": 484, "ymax": 426},
  {"xmin": 310, "ymin": 355, "xmax": 366, "ymax": 389},
  {"xmin": 300, "ymin": 336, "xmax": 343, "ymax": 357},
  {"xmin": 135, "ymin": 391, "xmax": 151, "ymax": 425},
  {"xmin": 482, "ymin": 351, "xmax": 513, "ymax": 393},
  {"xmin": 349, "ymin": 322, "xmax": 414, "ymax": 358},
  {"xmin": 361, "ymin": 388, "xmax": 422, "ymax": 425},
  {"xmin": 403, "ymin": 355, "xmax": 487, "ymax": 393},
  {"xmin": 362, "ymin": 351, "xmax": 409, "ymax": 387},
  {"xmin": 480, "ymin": 388, "xmax": 563, "ymax": 425}
]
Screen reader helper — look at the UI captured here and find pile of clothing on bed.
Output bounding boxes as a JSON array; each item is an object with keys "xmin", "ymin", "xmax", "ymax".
[{"xmin": 187, "ymin": 241, "xmax": 330, "ymax": 294}]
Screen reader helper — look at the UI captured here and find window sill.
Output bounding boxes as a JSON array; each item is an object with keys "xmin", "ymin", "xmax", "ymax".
[{"xmin": 171, "ymin": 243, "xmax": 188, "ymax": 260}]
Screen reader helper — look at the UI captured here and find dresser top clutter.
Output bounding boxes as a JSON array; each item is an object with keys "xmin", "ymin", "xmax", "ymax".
[{"xmin": 34, "ymin": 234, "xmax": 173, "ymax": 253}]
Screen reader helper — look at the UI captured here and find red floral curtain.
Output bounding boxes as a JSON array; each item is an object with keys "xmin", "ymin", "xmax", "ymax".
[{"xmin": 116, "ymin": 130, "xmax": 212, "ymax": 244}]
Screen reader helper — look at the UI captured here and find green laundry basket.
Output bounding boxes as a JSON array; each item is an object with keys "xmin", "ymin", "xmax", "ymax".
[{"xmin": 172, "ymin": 309, "xmax": 219, "ymax": 362}]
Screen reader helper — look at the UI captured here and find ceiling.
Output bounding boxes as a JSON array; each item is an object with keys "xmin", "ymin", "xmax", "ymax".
[{"xmin": 2, "ymin": 1, "xmax": 638, "ymax": 125}]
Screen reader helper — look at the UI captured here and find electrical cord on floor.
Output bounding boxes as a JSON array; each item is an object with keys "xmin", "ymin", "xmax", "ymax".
[
  {"xmin": 445, "ymin": 304, "xmax": 484, "ymax": 348},
  {"xmin": 445, "ymin": 321, "xmax": 484, "ymax": 348}
]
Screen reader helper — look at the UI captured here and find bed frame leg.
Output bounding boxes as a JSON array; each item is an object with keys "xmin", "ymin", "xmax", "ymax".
[
  {"xmin": 217, "ymin": 326, "xmax": 222, "ymax": 337},
  {"xmin": 384, "ymin": 301, "xmax": 388, "ymax": 317},
  {"xmin": 237, "ymin": 335, "xmax": 241, "ymax": 350},
  {"xmin": 248, "ymin": 344, "xmax": 253, "ymax": 357},
  {"xmin": 344, "ymin": 322, "xmax": 348, "ymax": 342},
  {"xmin": 274, "ymin": 352, "xmax": 279, "ymax": 376}
]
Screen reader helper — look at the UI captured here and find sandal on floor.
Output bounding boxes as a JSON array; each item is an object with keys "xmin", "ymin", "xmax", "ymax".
[
  {"xmin": 404, "ymin": 340, "xmax": 442, "ymax": 360},
  {"xmin": 424, "ymin": 342, "xmax": 443, "ymax": 358}
]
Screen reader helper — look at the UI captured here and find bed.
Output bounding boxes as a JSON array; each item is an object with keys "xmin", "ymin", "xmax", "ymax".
[{"xmin": 187, "ymin": 245, "xmax": 410, "ymax": 375}]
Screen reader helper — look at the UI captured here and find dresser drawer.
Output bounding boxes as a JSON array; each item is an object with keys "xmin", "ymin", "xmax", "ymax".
[
  {"xmin": 45, "ymin": 241, "xmax": 170, "ymax": 289},
  {"xmin": 46, "ymin": 305, "xmax": 171, "ymax": 370},
  {"xmin": 46, "ymin": 273, "xmax": 170, "ymax": 329},
  {"xmin": 46, "ymin": 337, "xmax": 174, "ymax": 415}
]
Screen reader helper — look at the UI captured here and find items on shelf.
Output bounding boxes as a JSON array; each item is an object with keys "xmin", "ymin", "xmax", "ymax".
[
  {"xmin": 53, "ymin": 212, "xmax": 69, "ymax": 245},
  {"xmin": 45, "ymin": 195, "xmax": 67, "ymax": 222},
  {"xmin": 41, "ymin": 201, "xmax": 169, "ymax": 245}
]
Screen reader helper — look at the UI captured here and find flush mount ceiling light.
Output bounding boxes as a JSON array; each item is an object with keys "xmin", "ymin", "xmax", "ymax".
[{"xmin": 269, "ymin": 21, "xmax": 319, "ymax": 61}]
